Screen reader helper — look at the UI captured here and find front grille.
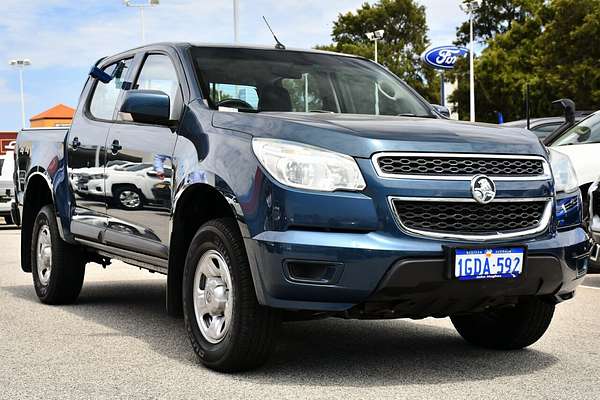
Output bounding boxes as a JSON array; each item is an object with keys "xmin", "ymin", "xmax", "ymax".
[
  {"xmin": 376, "ymin": 154, "xmax": 545, "ymax": 177},
  {"xmin": 392, "ymin": 200, "xmax": 547, "ymax": 234}
]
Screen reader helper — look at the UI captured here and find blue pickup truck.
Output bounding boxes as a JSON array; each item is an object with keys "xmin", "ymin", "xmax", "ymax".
[{"xmin": 14, "ymin": 43, "xmax": 591, "ymax": 372}]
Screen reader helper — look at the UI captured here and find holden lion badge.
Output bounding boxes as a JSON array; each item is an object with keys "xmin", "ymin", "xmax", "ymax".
[{"xmin": 471, "ymin": 175, "xmax": 496, "ymax": 204}]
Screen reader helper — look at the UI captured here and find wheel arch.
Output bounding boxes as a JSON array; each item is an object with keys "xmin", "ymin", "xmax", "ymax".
[
  {"xmin": 20, "ymin": 172, "xmax": 55, "ymax": 273},
  {"xmin": 166, "ymin": 182, "xmax": 251, "ymax": 316}
]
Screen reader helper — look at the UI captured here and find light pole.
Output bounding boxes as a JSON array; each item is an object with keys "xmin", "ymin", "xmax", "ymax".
[
  {"xmin": 123, "ymin": 0, "xmax": 160, "ymax": 43},
  {"xmin": 9, "ymin": 59, "xmax": 31, "ymax": 129},
  {"xmin": 366, "ymin": 29, "xmax": 385, "ymax": 63},
  {"xmin": 460, "ymin": 0, "xmax": 480, "ymax": 122},
  {"xmin": 233, "ymin": 0, "xmax": 239, "ymax": 43},
  {"xmin": 366, "ymin": 30, "xmax": 384, "ymax": 115}
]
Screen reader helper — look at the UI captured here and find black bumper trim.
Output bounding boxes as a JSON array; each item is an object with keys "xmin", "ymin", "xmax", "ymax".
[{"xmin": 361, "ymin": 255, "xmax": 565, "ymax": 318}]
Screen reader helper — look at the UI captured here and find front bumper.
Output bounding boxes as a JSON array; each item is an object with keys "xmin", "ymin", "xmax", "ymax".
[{"xmin": 245, "ymin": 227, "xmax": 591, "ymax": 315}]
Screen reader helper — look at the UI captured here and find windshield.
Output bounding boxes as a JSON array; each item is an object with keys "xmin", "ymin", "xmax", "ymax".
[
  {"xmin": 553, "ymin": 112, "xmax": 600, "ymax": 146},
  {"xmin": 190, "ymin": 47, "xmax": 433, "ymax": 117}
]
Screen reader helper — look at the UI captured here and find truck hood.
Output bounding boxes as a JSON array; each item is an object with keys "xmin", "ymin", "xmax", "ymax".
[{"xmin": 212, "ymin": 112, "xmax": 547, "ymax": 158}]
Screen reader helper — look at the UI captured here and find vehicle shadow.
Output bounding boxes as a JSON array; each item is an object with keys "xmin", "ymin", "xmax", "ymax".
[{"xmin": 4, "ymin": 279, "xmax": 558, "ymax": 387}]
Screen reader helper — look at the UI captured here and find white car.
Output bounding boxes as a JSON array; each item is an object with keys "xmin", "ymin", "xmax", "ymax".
[
  {"xmin": 0, "ymin": 141, "xmax": 16, "ymax": 224},
  {"xmin": 70, "ymin": 160, "xmax": 133, "ymax": 193},
  {"xmin": 77, "ymin": 162, "xmax": 171, "ymax": 209},
  {"xmin": 549, "ymin": 111, "xmax": 600, "ymax": 193}
]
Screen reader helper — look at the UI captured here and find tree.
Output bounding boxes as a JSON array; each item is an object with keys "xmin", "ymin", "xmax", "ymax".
[
  {"xmin": 316, "ymin": 0, "xmax": 441, "ymax": 103},
  {"xmin": 449, "ymin": 0, "xmax": 600, "ymax": 122},
  {"xmin": 454, "ymin": 0, "xmax": 542, "ymax": 46}
]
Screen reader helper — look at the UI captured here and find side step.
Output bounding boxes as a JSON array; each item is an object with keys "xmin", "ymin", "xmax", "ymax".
[{"xmin": 77, "ymin": 238, "xmax": 168, "ymax": 275}]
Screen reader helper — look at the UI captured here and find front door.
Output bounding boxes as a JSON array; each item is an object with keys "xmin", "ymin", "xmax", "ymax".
[
  {"xmin": 103, "ymin": 53, "xmax": 181, "ymax": 259},
  {"xmin": 67, "ymin": 59, "xmax": 133, "ymax": 241}
]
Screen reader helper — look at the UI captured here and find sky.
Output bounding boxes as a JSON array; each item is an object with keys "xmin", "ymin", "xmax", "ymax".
[{"xmin": 0, "ymin": 0, "xmax": 465, "ymax": 132}]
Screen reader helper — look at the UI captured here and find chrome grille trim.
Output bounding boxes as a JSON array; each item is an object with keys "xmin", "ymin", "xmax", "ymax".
[
  {"xmin": 388, "ymin": 196, "xmax": 553, "ymax": 241},
  {"xmin": 372, "ymin": 152, "xmax": 551, "ymax": 181}
]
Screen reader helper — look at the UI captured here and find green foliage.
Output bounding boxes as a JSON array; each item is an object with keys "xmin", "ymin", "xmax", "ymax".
[
  {"xmin": 454, "ymin": 0, "xmax": 542, "ymax": 45},
  {"xmin": 450, "ymin": 0, "xmax": 600, "ymax": 122},
  {"xmin": 316, "ymin": 0, "xmax": 441, "ymax": 103}
]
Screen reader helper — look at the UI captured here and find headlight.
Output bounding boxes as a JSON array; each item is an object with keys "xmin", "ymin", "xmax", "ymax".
[
  {"xmin": 548, "ymin": 149, "xmax": 578, "ymax": 194},
  {"xmin": 252, "ymin": 138, "xmax": 366, "ymax": 192}
]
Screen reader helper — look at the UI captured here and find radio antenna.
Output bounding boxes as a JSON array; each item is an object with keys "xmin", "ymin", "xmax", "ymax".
[{"xmin": 262, "ymin": 16, "xmax": 286, "ymax": 50}]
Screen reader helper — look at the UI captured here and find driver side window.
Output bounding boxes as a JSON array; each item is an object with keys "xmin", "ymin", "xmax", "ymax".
[{"xmin": 133, "ymin": 54, "xmax": 181, "ymax": 119}]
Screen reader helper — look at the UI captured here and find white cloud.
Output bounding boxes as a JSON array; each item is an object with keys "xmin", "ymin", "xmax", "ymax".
[{"xmin": 420, "ymin": 0, "xmax": 465, "ymax": 45}]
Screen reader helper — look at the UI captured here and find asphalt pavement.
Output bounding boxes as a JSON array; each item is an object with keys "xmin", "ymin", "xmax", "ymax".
[{"xmin": 1, "ymin": 226, "xmax": 600, "ymax": 399}]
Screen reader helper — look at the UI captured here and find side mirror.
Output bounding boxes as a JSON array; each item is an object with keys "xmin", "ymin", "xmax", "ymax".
[
  {"xmin": 552, "ymin": 98, "xmax": 576, "ymax": 125},
  {"xmin": 120, "ymin": 90, "xmax": 171, "ymax": 125},
  {"xmin": 432, "ymin": 104, "xmax": 451, "ymax": 118}
]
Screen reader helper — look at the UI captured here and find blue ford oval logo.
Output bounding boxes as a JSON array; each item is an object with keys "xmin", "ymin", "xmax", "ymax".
[{"xmin": 421, "ymin": 46, "xmax": 469, "ymax": 70}]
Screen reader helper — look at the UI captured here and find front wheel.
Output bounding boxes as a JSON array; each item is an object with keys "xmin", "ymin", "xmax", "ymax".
[
  {"xmin": 31, "ymin": 205, "xmax": 86, "ymax": 304},
  {"xmin": 4, "ymin": 214, "xmax": 13, "ymax": 225},
  {"xmin": 451, "ymin": 296, "xmax": 555, "ymax": 350},
  {"xmin": 182, "ymin": 218, "xmax": 281, "ymax": 372}
]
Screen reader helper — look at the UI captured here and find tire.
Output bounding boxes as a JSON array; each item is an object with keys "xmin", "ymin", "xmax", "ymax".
[
  {"xmin": 182, "ymin": 218, "xmax": 281, "ymax": 372},
  {"xmin": 4, "ymin": 215, "xmax": 13, "ymax": 225},
  {"xmin": 113, "ymin": 186, "xmax": 143, "ymax": 210},
  {"xmin": 31, "ymin": 205, "xmax": 86, "ymax": 304},
  {"xmin": 451, "ymin": 296, "xmax": 555, "ymax": 350}
]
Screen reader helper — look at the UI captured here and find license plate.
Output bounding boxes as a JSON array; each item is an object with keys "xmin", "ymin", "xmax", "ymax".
[{"xmin": 454, "ymin": 247, "xmax": 524, "ymax": 281}]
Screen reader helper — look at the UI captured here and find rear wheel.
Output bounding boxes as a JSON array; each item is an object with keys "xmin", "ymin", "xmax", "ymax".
[
  {"xmin": 451, "ymin": 296, "xmax": 555, "ymax": 350},
  {"xmin": 3, "ymin": 214, "xmax": 13, "ymax": 225},
  {"xmin": 31, "ymin": 205, "xmax": 86, "ymax": 304},
  {"xmin": 182, "ymin": 218, "xmax": 281, "ymax": 372}
]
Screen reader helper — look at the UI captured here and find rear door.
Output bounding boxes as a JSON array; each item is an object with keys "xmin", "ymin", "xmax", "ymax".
[
  {"xmin": 67, "ymin": 58, "xmax": 134, "ymax": 241},
  {"xmin": 103, "ymin": 52, "xmax": 181, "ymax": 259}
]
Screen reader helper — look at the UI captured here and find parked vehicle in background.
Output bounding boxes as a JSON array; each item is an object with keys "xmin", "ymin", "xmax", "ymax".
[
  {"xmin": 503, "ymin": 113, "xmax": 592, "ymax": 139},
  {"xmin": 0, "ymin": 141, "xmax": 15, "ymax": 225},
  {"xmin": 587, "ymin": 178, "xmax": 600, "ymax": 271},
  {"xmin": 14, "ymin": 43, "xmax": 591, "ymax": 372},
  {"xmin": 73, "ymin": 162, "xmax": 172, "ymax": 209},
  {"xmin": 547, "ymin": 111, "xmax": 600, "ymax": 197}
]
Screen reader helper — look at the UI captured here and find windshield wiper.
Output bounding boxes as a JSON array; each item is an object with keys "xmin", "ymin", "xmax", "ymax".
[{"xmin": 397, "ymin": 113, "xmax": 436, "ymax": 118}]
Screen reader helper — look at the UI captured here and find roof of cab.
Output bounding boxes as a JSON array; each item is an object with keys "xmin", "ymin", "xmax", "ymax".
[{"xmin": 101, "ymin": 42, "xmax": 363, "ymax": 63}]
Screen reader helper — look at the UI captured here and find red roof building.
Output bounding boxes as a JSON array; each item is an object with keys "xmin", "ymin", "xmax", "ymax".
[{"xmin": 30, "ymin": 104, "xmax": 75, "ymax": 128}]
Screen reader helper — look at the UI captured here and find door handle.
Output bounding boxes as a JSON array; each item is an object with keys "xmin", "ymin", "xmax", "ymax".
[
  {"xmin": 71, "ymin": 136, "xmax": 81, "ymax": 150},
  {"xmin": 111, "ymin": 139, "xmax": 122, "ymax": 154}
]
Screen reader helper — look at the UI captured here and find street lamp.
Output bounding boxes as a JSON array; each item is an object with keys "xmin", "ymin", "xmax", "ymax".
[
  {"xmin": 233, "ymin": 0, "xmax": 239, "ymax": 43},
  {"xmin": 366, "ymin": 29, "xmax": 385, "ymax": 63},
  {"xmin": 123, "ymin": 0, "xmax": 160, "ymax": 43},
  {"xmin": 460, "ymin": 0, "xmax": 481, "ymax": 122},
  {"xmin": 9, "ymin": 59, "xmax": 31, "ymax": 129}
]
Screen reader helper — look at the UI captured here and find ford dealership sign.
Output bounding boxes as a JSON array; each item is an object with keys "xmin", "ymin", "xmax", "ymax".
[{"xmin": 421, "ymin": 46, "xmax": 469, "ymax": 70}]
